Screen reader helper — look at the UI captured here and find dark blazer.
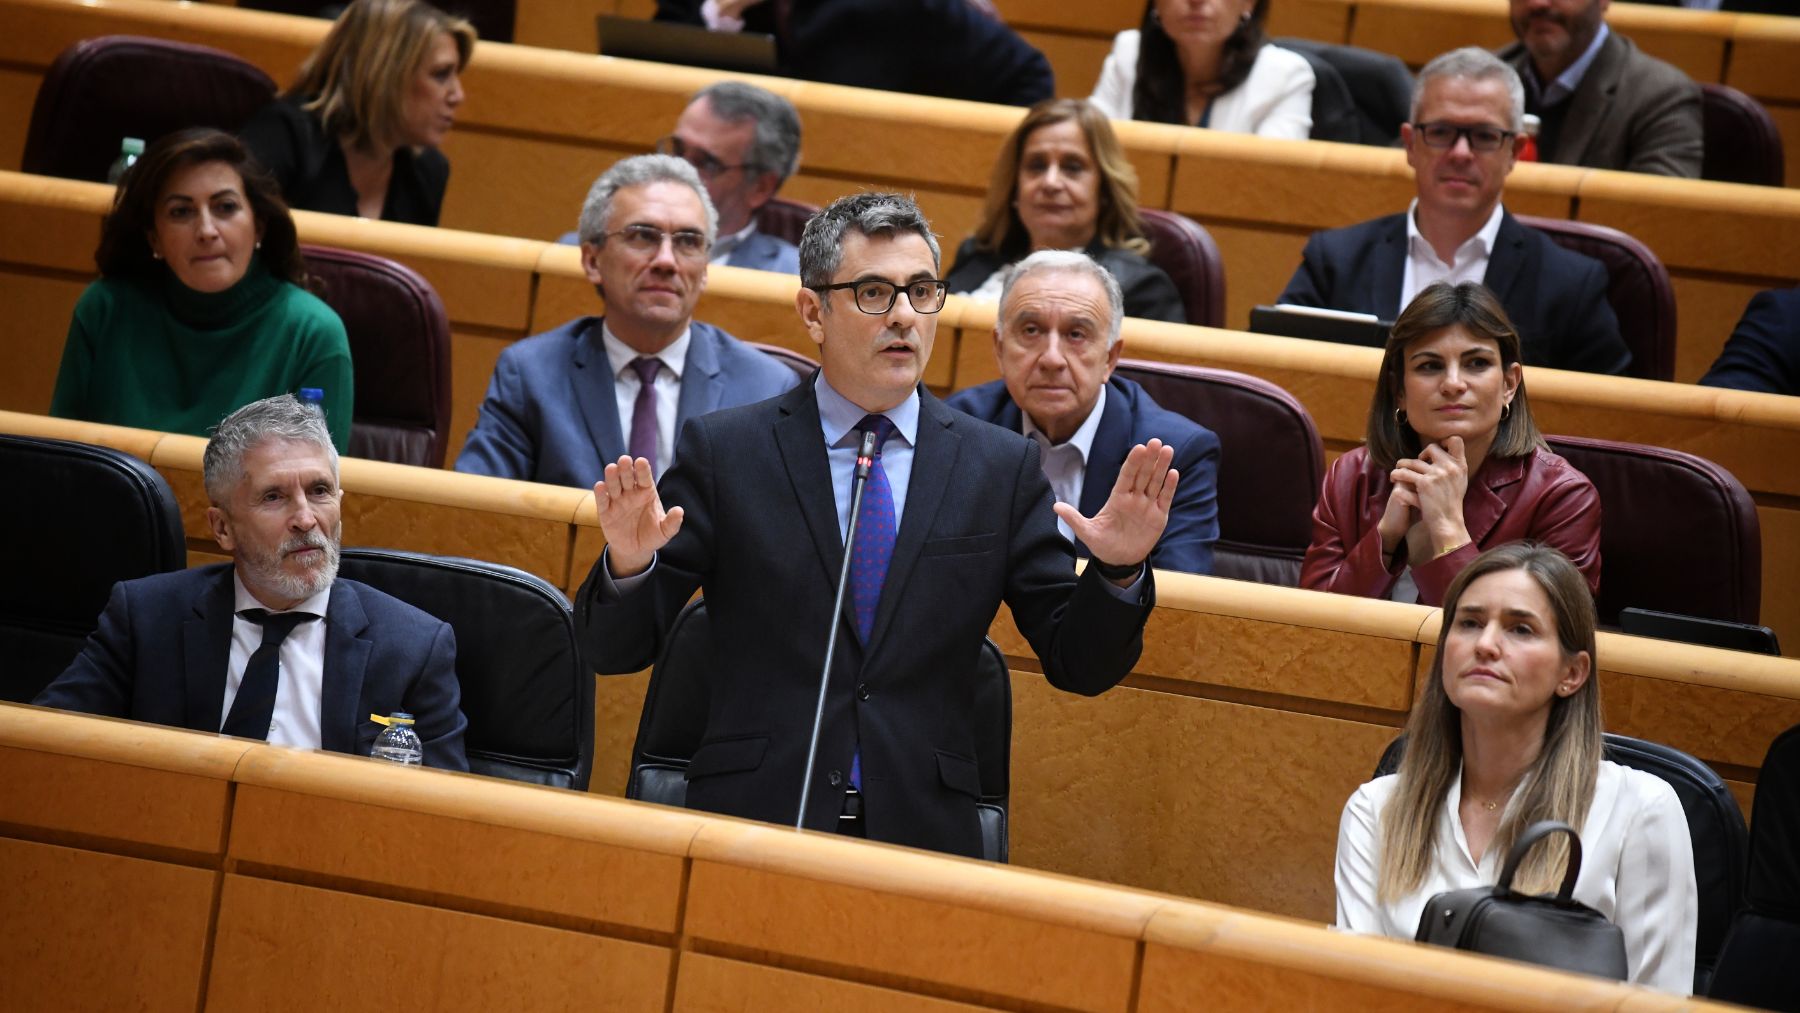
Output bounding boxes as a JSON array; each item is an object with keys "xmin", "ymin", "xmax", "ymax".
[
  {"xmin": 945, "ymin": 376, "xmax": 1221, "ymax": 575},
  {"xmin": 655, "ymin": 0, "xmax": 1053, "ymax": 107},
  {"xmin": 453, "ymin": 317, "xmax": 799, "ymax": 489},
  {"xmin": 1278, "ymin": 210, "xmax": 1633, "ymax": 376},
  {"xmin": 1701, "ymin": 288, "xmax": 1800, "ymax": 397},
  {"xmin": 1500, "ymin": 31, "xmax": 1703, "ymax": 178},
  {"xmin": 1300, "ymin": 445, "xmax": 1601, "ymax": 607},
  {"xmin": 946, "ymin": 238, "xmax": 1188, "ymax": 325},
  {"xmin": 34, "ymin": 566, "xmax": 469, "ymax": 770},
  {"xmin": 238, "ymin": 97, "xmax": 451, "ymax": 227},
  {"xmin": 726, "ymin": 228, "xmax": 800, "ymax": 275},
  {"xmin": 576, "ymin": 382, "xmax": 1153, "ymax": 858}
]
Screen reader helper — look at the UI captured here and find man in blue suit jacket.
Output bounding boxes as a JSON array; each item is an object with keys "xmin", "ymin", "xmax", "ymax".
[
  {"xmin": 947, "ymin": 251, "xmax": 1220, "ymax": 575},
  {"xmin": 1277, "ymin": 47, "xmax": 1631, "ymax": 377},
  {"xmin": 457, "ymin": 155, "xmax": 798, "ymax": 489},
  {"xmin": 659, "ymin": 82, "xmax": 801, "ymax": 275},
  {"xmin": 1701, "ymin": 288, "xmax": 1800, "ymax": 397},
  {"xmin": 36, "ymin": 395, "xmax": 469, "ymax": 770}
]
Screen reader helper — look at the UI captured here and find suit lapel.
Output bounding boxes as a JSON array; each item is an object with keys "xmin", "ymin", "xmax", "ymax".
[
  {"xmin": 1372, "ymin": 216, "xmax": 1407, "ymax": 320},
  {"xmin": 867, "ymin": 391, "xmax": 961, "ymax": 653},
  {"xmin": 1483, "ymin": 213, "xmax": 1529, "ymax": 307},
  {"xmin": 570, "ymin": 317, "xmax": 628, "ymax": 465},
  {"xmin": 319, "ymin": 580, "xmax": 373, "ymax": 756},
  {"xmin": 773, "ymin": 383, "xmax": 847, "ymax": 589},
  {"xmin": 673, "ymin": 323, "xmax": 726, "ymax": 434},
  {"xmin": 1079, "ymin": 381, "xmax": 1132, "ymax": 520},
  {"xmin": 1554, "ymin": 32, "xmax": 1624, "ymax": 166},
  {"xmin": 183, "ymin": 568, "xmax": 237, "ymax": 733},
  {"xmin": 1462, "ymin": 454, "xmax": 1529, "ymax": 548}
]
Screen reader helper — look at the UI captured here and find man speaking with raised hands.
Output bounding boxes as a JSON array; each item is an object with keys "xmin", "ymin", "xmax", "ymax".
[{"xmin": 577, "ymin": 192, "xmax": 1176, "ymax": 858}]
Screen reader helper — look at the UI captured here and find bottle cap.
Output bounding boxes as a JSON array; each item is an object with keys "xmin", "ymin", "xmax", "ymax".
[
  {"xmin": 122, "ymin": 137, "xmax": 145, "ymax": 155},
  {"xmin": 298, "ymin": 387, "xmax": 325, "ymax": 405},
  {"xmin": 1521, "ymin": 114, "xmax": 1541, "ymax": 138}
]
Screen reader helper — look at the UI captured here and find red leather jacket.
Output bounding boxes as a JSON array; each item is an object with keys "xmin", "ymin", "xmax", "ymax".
[{"xmin": 1301, "ymin": 446, "xmax": 1601, "ymax": 606}]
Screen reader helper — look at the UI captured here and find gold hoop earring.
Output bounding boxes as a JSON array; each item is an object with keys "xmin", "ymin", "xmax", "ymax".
[
  {"xmin": 1501, "ymin": 402, "xmax": 1512, "ymax": 422},
  {"xmin": 1394, "ymin": 408, "xmax": 1409, "ymax": 428}
]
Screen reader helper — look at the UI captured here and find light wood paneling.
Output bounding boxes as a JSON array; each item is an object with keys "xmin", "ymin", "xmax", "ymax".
[{"xmin": 673, "ymin": 952, "xmax": 1008, "ymax": 1013}]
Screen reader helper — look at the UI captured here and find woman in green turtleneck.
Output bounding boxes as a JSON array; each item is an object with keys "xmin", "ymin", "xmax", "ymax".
[{"xmin": 51, "ymin": 128, "xmax": 352, "ymax": 452}]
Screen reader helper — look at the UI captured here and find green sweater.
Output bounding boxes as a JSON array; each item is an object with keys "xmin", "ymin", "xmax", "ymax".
[{"xmin": 50, "ymin": 260, "xmax": 354, "ymax": 451}]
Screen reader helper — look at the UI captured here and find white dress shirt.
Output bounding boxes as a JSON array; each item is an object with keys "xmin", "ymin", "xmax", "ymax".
[
  {"xmin": 221, "ymin": 573, "xmax": 331, "ymax": 750},
  {"xmin": 1400, "ymin": 198, "xmax": 1507, "ymax": 310},
  {"xmin": 602, "ymin": 323, "xmax": 690, "ymax": 479},
  {"xmin": 1019, "ymin": 384, "xmax": 1108, "ymax": 544},
  {"xmin": 1334, "ymin": 760, "xmax": 1699, "ymax": 993}
]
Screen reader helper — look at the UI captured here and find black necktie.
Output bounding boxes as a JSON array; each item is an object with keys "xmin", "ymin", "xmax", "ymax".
[{"xmin": 222, "ymin": 609, "xmax": 317, "ymax": 739}]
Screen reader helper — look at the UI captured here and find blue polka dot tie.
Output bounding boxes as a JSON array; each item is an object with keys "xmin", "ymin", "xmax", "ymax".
[{"xmin": 848, "ymin": 415, "xmax": 897, "ymax": 791}]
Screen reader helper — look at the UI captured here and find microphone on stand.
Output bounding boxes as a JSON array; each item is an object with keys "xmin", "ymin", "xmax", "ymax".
[{"xmin": 796, "ymin": 426, "xmax": 879, "ymax": 830}]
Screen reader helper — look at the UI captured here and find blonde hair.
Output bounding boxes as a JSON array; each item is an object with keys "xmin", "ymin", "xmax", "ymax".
[
  {"xmin": 287, "ymin": 0, "xmax": 476, "ymax": 154},
  {"xmin": 971, "ymin": 98, "xmax": 1150, "ymax": 259},
  {"xmin": 1377, "ymin": 542, "xmax": 1603, "ymax": 902}
]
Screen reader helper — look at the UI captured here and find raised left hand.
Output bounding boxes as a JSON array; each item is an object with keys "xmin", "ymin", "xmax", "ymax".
[{"xmin": 1056, "ymin": 438, "xmax": 1178, "ymax": 581}]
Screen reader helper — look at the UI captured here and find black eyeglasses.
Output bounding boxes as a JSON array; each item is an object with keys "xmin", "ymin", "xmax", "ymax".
[
  {"xmin": 1412, "ymin": 122, "xmax": 1516, "ymax": 153},
  {"xmin": 602, "ymin": 224, "xmax": 709, "ymax": 259},
  {"xmin": 654, "ymin": 135, "xmax": 753, "ymax": 181},
  {"xmin": 810, "ymin": 278, "xmax": 949, "ymax": 315}
]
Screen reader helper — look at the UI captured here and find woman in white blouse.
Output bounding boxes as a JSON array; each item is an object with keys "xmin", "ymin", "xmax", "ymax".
[
  {"xmin": 1089, "ymin": 0, "xmax": 1313, "ymax": 139},
  {"xmin": 1334, "ymin": 542, "xmax": 1698, "ymax": 993}
]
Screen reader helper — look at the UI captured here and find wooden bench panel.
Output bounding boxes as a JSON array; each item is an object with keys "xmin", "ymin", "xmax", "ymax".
[{"xmin": 673, "ymin": 952, "xmax": 1009, "ymax": 1013}]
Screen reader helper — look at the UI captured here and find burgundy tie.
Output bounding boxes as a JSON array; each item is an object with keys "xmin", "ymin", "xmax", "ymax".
[{"xmin": 628, "ymin": 357, "xmax": 662, "ymax": 471}]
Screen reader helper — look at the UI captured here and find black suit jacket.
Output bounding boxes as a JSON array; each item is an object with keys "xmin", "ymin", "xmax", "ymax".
[
  {"xmin": 1277, "ymin": 210, "xmax": 1632, "ymax": 375},
  {"xmin": 35, "ymin": 566, "xmax": 469, "ymax": 770},
  {"xmin": 655, "ymin": 0, "xmax": 1053, "ymax": 107},
  {"xmin": 239, "ymin": 97, "xmax": 450, "ymax": 227},
  {"xmin": 945, "ymin": 375, "xmax": 1221, "ymax": 575},
  {"xmin": 946, "ymin": 238, "xmax": 1188, "ymax": 325},
  {"xmin": 577, "ymin": 381, "xmax": 1152, "ymax": 857},
  {"xmin": 1701, "ymin": 288, "xmax": 1800, "ymax": 396}
]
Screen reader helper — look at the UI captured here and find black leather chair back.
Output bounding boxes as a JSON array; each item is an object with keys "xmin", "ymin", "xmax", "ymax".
[
  {"xmin": 1373, "ymin": 730, "xmax": 1747, "ymax": 995},
  {"xmin": 751, "ymin": 342, "xmax": 818, "ymax": 382},
  {"xmin": 1138, "ymin": 208, "xmax": 1226, "ymax": 328},
  {"xmin": 301, "ymin": 245, "xmax": 454, "ymax": 467},
  {"xmin": 24, "ymin": 35, "xmax": 276, "ymax": 182},
  {"xmin": 1114, "ymin": 360, "xmax": 1323, "ymax": 585},
  {"xmin": 753, "ymin": 196, "xmax": 821, "ymax": 247},
  {"xmin": 1699, "ymin": 82, "xmax": 1786, "ymax": 189},
  {"xmin": 1516, "ymin": 215, "xmax": 1676, "ymax": 382},
  {"xmin": 0, "ymin": 435, "xmax": 186, "ymax": 703},
  {"xmin": 336, "ymin": 547, "xmax": 592, "ymax": 789},
  {"xmin": 1709, "ymin": 723, "xmax": 1800, "ymax": 1010},
  {"xmin": 1547, "ymin": 435, "xmax": 1760, "ymax": 626},
  {"xmin": 1276, "ymin": 37, "xmax": 1414, "ymax": 146},
  {"xmin": 628, "ymin": 598, "xmax": 1012, "ymax": 861}
]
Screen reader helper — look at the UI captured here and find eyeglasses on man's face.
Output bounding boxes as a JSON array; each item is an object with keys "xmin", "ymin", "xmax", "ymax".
[
  {"xmin": 809, "ymin": 278, "xmax": 950, "ymax": 315},
  {"xmin": 654, "ymin": 135, "xmax": 752, "ymax": 182},
  {"xmin": 603, "ymin": 224, "xmax": 709, "ymax": 259},
  {"xmin": 1411, "ymin": 122, "xmax": 1516, "ymax": 153}
]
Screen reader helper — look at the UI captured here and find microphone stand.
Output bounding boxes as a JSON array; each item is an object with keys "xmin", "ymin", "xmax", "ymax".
[{"xmin": 796, "ymin": 427, "xmax": 879, "ymax": 830}]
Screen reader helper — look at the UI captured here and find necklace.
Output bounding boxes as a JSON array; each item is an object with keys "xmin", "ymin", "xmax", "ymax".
[{"xmin": 1481, "ymin": 799, "xmax": 1499, "ymax": 812}]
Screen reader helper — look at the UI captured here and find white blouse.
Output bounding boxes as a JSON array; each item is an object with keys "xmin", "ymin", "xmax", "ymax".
[
  {"xmin": 1088, "ymin": 30, "xmax": 1315, "ymax": 140},
  {"xmin": 1334, "ymin": 760, "xmax": 1698, "ymax": 993}
]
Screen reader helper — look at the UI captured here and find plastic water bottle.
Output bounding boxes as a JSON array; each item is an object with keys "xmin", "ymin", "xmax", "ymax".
[
  {"xmin": 370, "ymin": 712, "xmax": 424, "ymax": 766},
  {"xmin": 297, "ymin": 387, "xmax": 325, "ymax": 411},
  {"xmin": 106, "ymin": 137, "xmax": 144, "ymax": 184}
]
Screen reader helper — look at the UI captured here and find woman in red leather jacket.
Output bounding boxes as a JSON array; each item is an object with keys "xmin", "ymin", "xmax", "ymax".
[{"xmin": 1300, "ymin": 281, "xmax": 1600, "ymax": 605}]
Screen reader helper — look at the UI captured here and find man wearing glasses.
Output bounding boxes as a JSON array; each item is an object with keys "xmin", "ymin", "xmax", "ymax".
[
  {"xmin": 656, "ymin": 81, "xmax": 804, "ymax": 275},
  {"xmin": 455, "ymin": 155, "xmax": 798, "ymax": 488},
  {"xmin": 577, "ymin": 192, "xmax": 1175, "ymax": 858},
  {"xmin": 1278, "ymin": 47, "xmax": 1630, "ymax": 376}
]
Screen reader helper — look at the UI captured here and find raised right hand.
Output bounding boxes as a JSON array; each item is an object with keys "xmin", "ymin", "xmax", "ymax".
[{"xmin": 593, "ymin": 456, "xmax": 683, "ymax": 578}]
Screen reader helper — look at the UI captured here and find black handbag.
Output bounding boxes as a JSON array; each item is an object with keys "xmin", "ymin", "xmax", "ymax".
[{"xmin": 1414, "ymin": 819, "xmax": 1629, "ymax": 980}]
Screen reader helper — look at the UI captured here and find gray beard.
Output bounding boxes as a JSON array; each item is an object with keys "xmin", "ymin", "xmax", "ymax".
[{"xmin": 239, "ymin": 531, "xmax": 340, "ymax": 602}]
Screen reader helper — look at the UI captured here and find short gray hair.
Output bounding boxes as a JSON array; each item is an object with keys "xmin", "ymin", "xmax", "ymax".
[
  {"xmin": 576, "ymin": 154, "xmax": 719, "ymax": 245},
  {"xmin": 1412, "ymin": 47, "xmax": 1525, "ymax": 133},
  {"xmin": 998, "ymin": 250, "xmax": 1125, "ymax": 348},
  {"xmin": 203, "ymin": 394, "xmax": 339, "ymax": 504},
  {"xmin": 693, "ymin": 81, "xmax": 802, "ymax": 183},
  {"xmin": 798, "ymin": 192, "xmax": 941, "ymax": 290}
]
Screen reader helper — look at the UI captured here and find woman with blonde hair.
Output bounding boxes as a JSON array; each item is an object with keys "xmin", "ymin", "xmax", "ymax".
[
  {"xmin": 1333, "ymin": 541, "xmax": 1697, "ymax": 992},
  {"xmin": 944, "ymin": 98, "xmax": 1185, "ymax": 323},
  {"xmin": 240, "ymin": 0, "xmax": 476, "ymax": 226}
]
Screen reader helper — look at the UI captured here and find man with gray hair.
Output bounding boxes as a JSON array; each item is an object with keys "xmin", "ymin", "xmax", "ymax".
[
  {"xmin": 456, "ymin": 153, "xmax": 797, "ymax": 487},
  {"xmin": 947, "ymin": 250, "xmax": 1220, "ymax": 574},
  {"xmin": 656, "ymin": 80, "xmax": 804, "ymax": 275},
  {"xmin": 577, "ymin": 192, "xmax": 1175, "ymax": 858},
  {"xmin": 1278, "ymin": 46, "xmax": 1630, "ymax": 376},
  {"xmin": 37, "ymin": 394, "xmax": 469, "ymax": 769}
]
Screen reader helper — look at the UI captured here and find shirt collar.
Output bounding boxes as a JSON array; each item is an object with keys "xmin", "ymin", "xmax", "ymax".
[
  {"xmin": 232, "ymin": 569, "xmax": 330, "ymax": 618},
  {"xmin": 709, "ymin": 220, "xmax": 760, "ymax": 263},
  {"xmin": 1536, "ymin": 22, "xmax": 1610, "ymax": 106},
  {"xmin": 1019, "ymin": 382, "xmax": 1108, "ymax": 466},
  {"xmin": 601, "ymin": 322, "xmax": 691, "ymax": 381},
  {"xmin": 1405, "ymin": 198, "xmax": 1507, "ymax": 265},
  {"xmin": 815, "ymin": 371, "xmax": 919, "ymax": 450}
]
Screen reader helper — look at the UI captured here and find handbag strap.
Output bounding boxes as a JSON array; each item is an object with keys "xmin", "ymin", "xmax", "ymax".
[{"xmin": 1495, "ymin": 820, "xmax": 1582, "ymax": 900}]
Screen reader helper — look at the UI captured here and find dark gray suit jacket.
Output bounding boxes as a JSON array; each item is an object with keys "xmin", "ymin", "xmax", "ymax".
[{"xmin": 1501, "ymin": 31, "xmax": 1703, "ymax": 178}]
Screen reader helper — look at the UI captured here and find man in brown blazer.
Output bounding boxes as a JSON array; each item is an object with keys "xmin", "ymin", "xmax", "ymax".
[{"xmin": 1500, "ymin": 0, "xmax": 1702, "ymax": 177}]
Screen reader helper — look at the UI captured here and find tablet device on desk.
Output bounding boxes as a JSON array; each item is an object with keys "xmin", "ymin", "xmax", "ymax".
[
  {"xmin": 1249, "ymin": 304, "xmax": 1392, "ymax": 349},
  {"xmin": 597, "ymin": 15, "xmax": 780, "ymax": 75},
  {"xmin": 1619, "ymin": 607, "xmax": 1781, "ymax": 656}
]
